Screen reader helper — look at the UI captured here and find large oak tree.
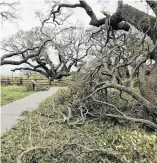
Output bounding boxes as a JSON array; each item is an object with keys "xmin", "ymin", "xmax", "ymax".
[{"xmin": 1, "ymin": 26, "xmax": 91, "ymax": 79}]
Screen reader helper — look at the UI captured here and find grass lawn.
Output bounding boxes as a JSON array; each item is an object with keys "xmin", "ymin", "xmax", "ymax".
[{"xmin": 1, "ymin": 85, "xmax": 34, "ymax": 105}]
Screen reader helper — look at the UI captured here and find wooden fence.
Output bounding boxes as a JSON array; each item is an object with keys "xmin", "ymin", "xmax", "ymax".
[{"xmin": 1, "ymin": 76, "xmax": 74, "ymax": 87}]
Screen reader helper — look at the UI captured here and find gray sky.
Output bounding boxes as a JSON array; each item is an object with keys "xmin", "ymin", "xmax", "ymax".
[{"xmin": 0, "ymin": 0, "xmax": 149, "ymax": 76}]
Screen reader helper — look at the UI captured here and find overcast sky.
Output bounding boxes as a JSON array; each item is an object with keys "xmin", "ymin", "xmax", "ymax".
[{"xmin": 0, "ymin": 0, "xmax": 149, "ymax": 76}]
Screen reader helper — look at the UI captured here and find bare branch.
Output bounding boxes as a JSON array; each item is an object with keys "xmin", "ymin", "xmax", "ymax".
[
  {"xmin": 88, "ymin": 82, "xmax": 157, "ymax": 110},
  {"xmin": 11, "ymin": 67, "xmax": 49, "ymax": 78},
  {"xmin": 1, "ymin": 39, "xmax": 52, "ymax": 65},
  {"xmin": 145, "ymin": 0, "xmax": 157, "ymax": 16},
  {"xmin": 105, "ymin": 113, "xmax": 157, "ymax": 129},
  {"xmin": 0, "ymin": 0, "xmax": 20, "ymax": 23},
  {"xmin": 42, "ymin": 0, "xmax": 130, "ymax": 30}
]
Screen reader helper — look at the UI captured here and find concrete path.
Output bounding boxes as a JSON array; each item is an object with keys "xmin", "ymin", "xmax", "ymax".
[{"xmin": 1, "ymin": 87, "xmax": 63, "ymax": 136}]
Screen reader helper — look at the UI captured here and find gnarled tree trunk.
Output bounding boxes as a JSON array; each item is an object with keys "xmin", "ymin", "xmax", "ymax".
[{"xmin": 139, "ymin": 64, "xmax": 157, "ymax": 106}]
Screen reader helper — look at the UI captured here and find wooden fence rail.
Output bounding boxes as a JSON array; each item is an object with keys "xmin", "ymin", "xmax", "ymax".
[{"xmin": 1, "ymin": 77, "xmax": 74, "ymax": 87}]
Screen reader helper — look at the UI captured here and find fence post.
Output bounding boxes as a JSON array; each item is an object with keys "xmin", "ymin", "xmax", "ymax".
[
  {"xmin": 48, "ymin": 77, "xmax": 52, "ymax": 85},
  {"xmin": 19, "ymin": 78, "xmax": 23, "ymax": 85},
  {"xmin": 7, "ymin": 77, "xmax": 10, "ymax": 85},
  {"xmin": 31, "ymin": 80, "xmax": 37, "ymax": 91}
]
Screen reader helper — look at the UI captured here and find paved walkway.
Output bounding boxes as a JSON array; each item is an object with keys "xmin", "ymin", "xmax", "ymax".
[{"xmin": 1, "ymin": 87, "xmax": 63, "ymax": 136}]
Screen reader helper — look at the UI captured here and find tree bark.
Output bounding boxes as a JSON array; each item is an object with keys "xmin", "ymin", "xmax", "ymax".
[{"xmin": 113, "ymin": 3, "xmax": 157, "ymax": 43}]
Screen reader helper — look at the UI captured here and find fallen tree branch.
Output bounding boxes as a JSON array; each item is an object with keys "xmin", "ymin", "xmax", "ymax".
[
  {"xmin": 92, "ymin": 96, "xmax": 125, "ymax": 116},
  {"xmin": 105, "ymin": 113, "xmax": 157, "ymax": 129},
  {"xmin": 88, "ymin": 82, "xmax": 157, "ymax": 111},
  {"xmin": 91, "ymin": 96, "xmax": 157, "ymax": 129},
  {"xmin": 65, "ymin": 106, "xmax": 85, "ymax": 125}
]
